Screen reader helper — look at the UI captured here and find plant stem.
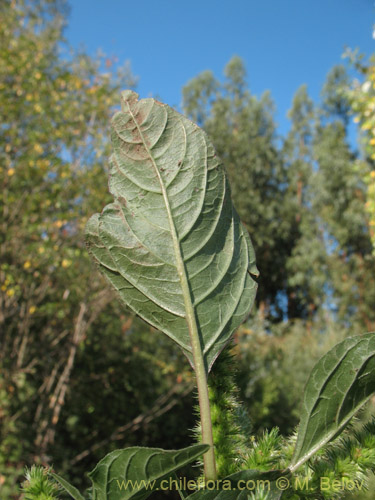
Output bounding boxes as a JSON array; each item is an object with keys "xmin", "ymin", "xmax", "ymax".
[
  {"xmin": 175, "ymin": 253, "xmax": 217, "ymax": 481},
  {"xmin": 168, "ymin": 213, "xmax": 217, "ymax": 482},
  {"xmin": 171, "ymin": 227, "xmax": 217, "ymax": 481},
  {"xmin": 190, "ymin": 332, "xmax": 217, "ymax": 481}
]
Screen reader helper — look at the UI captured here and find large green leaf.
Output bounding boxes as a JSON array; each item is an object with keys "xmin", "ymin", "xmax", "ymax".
[
  {"xmin": 85, "ymin": 90, "xmax": 258, "ymax": 372},
  {"xmin": 88, "ymin": 444, "xmax": 209, "ymax": 500},
  {"xmin": 290, "ymin": 332, "xmax": 375, "ymax": 470}
]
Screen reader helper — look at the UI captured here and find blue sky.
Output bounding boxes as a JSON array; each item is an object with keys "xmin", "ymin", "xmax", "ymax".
[{"xmin": 66, "ymin": 0, "xmax": 375, "ymax": 136}]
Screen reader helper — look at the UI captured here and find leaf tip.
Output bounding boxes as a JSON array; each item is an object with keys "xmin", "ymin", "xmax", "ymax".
[{"xmin": 121, "ymin": 90, "xmax": 139, "ymax": 109}]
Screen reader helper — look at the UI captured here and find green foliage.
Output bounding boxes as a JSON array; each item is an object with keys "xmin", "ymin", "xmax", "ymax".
[
  {"xmin": 235, "ymin": 418, "xmax": 375, "ymax": 499},
  {"xmin": 311, "ymin": 66, "xmax": 375, "ymax": 332},
  {"xmin": 344, "ymin": 54, "xmax": 375, "ymax": 254},
  {"xmin": 22, "ymin": 447, "xmax": 209, "ymax": 500},
  {"xmin": 291, "ymin": 333, "xmax": 375, "ymax": 470},
  {"xmin": 244, "ymin": 428, "xmax": 286, "ymax": 472},
  {"xmin": 21, "ymin": 466, "xmax": 60, "ymax": 500},
  {"xmin": 88, "ymin": 445, "xmax": 209, "ymax": 500},
  {"xmin": 206, "ymin": 346, "xmax": 250, "ymax": 478}
]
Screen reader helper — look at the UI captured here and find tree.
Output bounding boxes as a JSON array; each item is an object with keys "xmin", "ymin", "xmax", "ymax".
[
  {"xmin": 346, "ymin": 55, "xmax": 375, "ymax": 254},
  {"xmin": 282, "ymin": 85, "xmax": 328, "ymax": 318},
  {"xmin": 1, "ymin": 1, "xmax": 194, "ymax": 496},
  {"xmin": 183, "ymin": 57, "xmax": 301, "ymax": 322},
  {"xmin": 311, "ymin": 66, "xmax": 375, "ymax": 332}
]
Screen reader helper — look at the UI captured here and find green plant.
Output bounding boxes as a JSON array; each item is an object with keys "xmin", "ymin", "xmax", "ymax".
[{"xmin": 24, "ymin": 91, "xmax": 375, "ymax": 499}]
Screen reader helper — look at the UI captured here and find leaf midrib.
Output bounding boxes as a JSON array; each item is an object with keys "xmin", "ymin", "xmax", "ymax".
[
  {"xmin": 292, "ymin": 340, "xmax": 359, "ymax": 464},
  {"xmin": 291, "ymin": 338, "xmax": 375, "ymax": 471},
  {"xmin": 125, "ymin": 100, "xmax": 204, "ymax": 367},
  {"xmin": 290, "ymin": 391, "xmax": 374, "ymax": 473}
]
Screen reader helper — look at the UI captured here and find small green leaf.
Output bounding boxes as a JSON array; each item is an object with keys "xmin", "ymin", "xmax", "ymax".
[
  {"xmin": 88, "ymin": 444, "xmax": 209, "ymax": 500},
  {"xmin": 49, "ymin": 472, "xmax": 86, "ymax": 500},
  {"xmin": 290, "ymin": 332, "xmax": 375, "ymax": 470}
]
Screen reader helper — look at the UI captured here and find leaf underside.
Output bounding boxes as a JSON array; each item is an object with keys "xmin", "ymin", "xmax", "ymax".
[
  {"xmin": 291, "ymin": 332, "xmax": 375, "ymax": 469},
  {"xmin": 85, "ymin": 90, "xmax": 258, "ymax": 372},
  {"xmin": 88, "ymin": 444, "xmax": 209, "ymax": 500}
]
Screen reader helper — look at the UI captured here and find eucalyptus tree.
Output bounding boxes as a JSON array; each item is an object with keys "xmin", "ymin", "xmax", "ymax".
[
  {"xmin": 311, "ymin": 66, "xmax": 375, "ymax": 332},
  {"xmin": 183, "ymin": 57, "xmax": 300, "ymax": 322}
]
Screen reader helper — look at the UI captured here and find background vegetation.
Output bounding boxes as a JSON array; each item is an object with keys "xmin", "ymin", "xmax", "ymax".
[{"xmin": 1, "ymin": 1, "xmax": 374, "ymax": 498}]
